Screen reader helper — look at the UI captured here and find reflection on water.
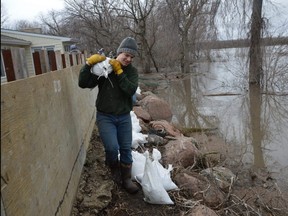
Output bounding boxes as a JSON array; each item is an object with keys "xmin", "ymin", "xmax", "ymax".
[
  {"xmin": 249, "ymin": 85, "xmax": 265, "ymax": 169},
  {"xmin": 147, "ymin": 50, "xmax": 288, "ymax": 190}
]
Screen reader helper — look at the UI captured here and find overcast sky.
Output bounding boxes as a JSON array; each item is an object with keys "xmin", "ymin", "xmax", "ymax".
[
  {"xmin": 2, "ymin": 0, "xmax": 65, "ymax": 23},
  {"xmin": 2, "ymin": 0, "xmax": 288, "ymax": 35}
]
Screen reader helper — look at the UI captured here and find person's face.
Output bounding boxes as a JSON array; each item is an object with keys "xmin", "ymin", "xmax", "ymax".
[{"xmin": 116, "ymin": 52, "xmax": 134, "ymax": 66}]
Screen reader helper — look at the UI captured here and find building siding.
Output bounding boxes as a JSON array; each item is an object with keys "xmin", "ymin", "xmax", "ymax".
[
  {"xmin": 2, "ymin": 32, "xmax": 65, "ymax": 52},
  {"xmin": 1, "ymin": 29, "xmax": 76, "ymax": 79}
]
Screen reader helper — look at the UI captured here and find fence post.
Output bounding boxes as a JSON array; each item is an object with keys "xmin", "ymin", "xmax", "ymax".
[
  {"xmin": 71, "ymin": 53, "xmax": 77, "ymax": 66},
  {"xmin": 2, "ymin": 49, "xmax": 16, "ymax": 82},
  {"xmin": 69, "ymin": 54, "xmax": 73, "ymax": 66},
  {"xmin": 61, "ymin": 54, "xmax": 66, "ymax": 68},
  {"xmin": 48, "ymin": 50, "xmax": 57, "ymax": 71},
  {"xmin": 33, "ymin": 52, "xmax": 42, "ymax": 75},
  {"xmin": 55, "ymin": 51, "xmax": 63, "ymax": 70},
  {"xmin": 11, "ymin": 47, "xmax": 29, "ymax": 79},
  {"xmin": 64, "ymin": 53, "xmax": 71, "ymax": 68},
  {"xmin": 39, "ymin": 50, "xmax": 49, "ymax": 73},
  {"xmin": 75, "ymin": 54, "xmax": 79, "ymax": 65},
  {"xmin": 82, "ymin": 51, "xmax": 88, "ymax": 64}
]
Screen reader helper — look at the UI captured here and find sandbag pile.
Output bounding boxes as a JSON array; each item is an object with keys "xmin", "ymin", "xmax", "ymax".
[{"xmin": 132, "ymin": 149, "xmax": 178, "ymax": 204}]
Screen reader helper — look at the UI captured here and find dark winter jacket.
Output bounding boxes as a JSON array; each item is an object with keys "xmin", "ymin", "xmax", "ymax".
[{"xmin": 78, "ymin": 63, "xmax": 138, "ymax": 115}]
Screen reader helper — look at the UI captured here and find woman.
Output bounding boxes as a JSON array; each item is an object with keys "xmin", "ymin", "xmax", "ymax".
[{"xmin": 78, "ymin": 37, "xmax": 139, "ymax": 194}]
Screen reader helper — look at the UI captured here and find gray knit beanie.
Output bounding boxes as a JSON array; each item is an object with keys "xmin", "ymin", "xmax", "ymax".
[{"xmin": 117, "ymin": 37, "xmax": 138, "ymax": 57}]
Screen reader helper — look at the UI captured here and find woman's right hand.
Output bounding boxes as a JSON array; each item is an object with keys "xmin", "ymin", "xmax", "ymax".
[{"xmin": 109, "ymin": 59, "xmax": 123, "ymax": 75}]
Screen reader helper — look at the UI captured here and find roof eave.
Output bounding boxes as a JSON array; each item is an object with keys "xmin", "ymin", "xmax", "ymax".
[{"xmin": 1, "ymin": 39, "xmax": 31, "ymax": 46}]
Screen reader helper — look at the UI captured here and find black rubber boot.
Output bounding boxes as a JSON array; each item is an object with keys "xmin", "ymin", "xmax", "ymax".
[
  {"xmin": 120, "ymin": 163, "xmax": 139, "ymax": 194},
  {"xmin": 107, "ymin": 160, "xmax": 121, "ymax": 185}
]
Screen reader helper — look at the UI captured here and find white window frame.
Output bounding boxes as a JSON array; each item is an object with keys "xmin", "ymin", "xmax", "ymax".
[{"xmin": 31, "ymin": 46, "xmax": 55, "ymax": 53}]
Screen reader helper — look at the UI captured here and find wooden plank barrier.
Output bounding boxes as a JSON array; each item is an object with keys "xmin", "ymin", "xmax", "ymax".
[
  {"xmin": 55, "ymin": 51, "xmax": 63, "ymax": 70},
  {"xmin": 64, "ymin": 53, "xmax": 71, "ymax": 68},
  {"xmin": 2, "ymin": 50, "xmax": 16, "ymax": 82},
  {"xmin": 1, "ymin": 65, "xmax": 98, "ymax": 216},
  {"xmin": 33, "ymin": 52, "xmax": 43, "ymax": 75},
  {"xmin": 10, "ymin": 48, "xmax": 29, "ymax": 80}
]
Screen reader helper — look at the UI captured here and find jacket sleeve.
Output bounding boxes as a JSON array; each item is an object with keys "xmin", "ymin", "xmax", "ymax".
[
  {"xmin": 117, "ymin": 67, "xmax": 138, "ymax": 96},
  {"xmin": 78, "ymin": 64, "xmax": 99, "ymax": 89}
]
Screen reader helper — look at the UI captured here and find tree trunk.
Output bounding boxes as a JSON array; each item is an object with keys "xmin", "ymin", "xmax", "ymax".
[
  {"xmin": 180, "ymin": 33, "xmax": 190, "ymax": 73},
  {"xmin": 249, "ymin": 0, "xmax": 263, "ymax": 86}
]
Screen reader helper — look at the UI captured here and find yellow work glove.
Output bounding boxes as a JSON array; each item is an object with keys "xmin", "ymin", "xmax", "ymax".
[
  {"xmin": 86, "ymin": 54, "xmax": 106, "ymax": 66},
  {"xmin": 109, "ymin": 59, "xmax": 123, "ymax": 75}
]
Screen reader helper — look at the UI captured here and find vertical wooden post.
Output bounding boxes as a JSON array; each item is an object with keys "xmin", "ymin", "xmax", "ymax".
[
  {"xmin": 75, "ymin": 54, "xmax": 79, "ymax": 65},
  {"xmin": 69, "ymin": 54, "xmax": 73, "ymax": 66},
  {"xmin": 11, "ymin": 47, "xmax": 29, "ymax": 79},
  {"xmin": 71, "ymin": 53, "xmax": 77, "ymax": 66},
  {"xmin": 61, "ymin": 54, "xmax": 66, "ymax": 68},
  {"xmin": 33, "ymin": 52, "xmax": 42, "ymax": 75},
  {"xmin": 39, "ymin": 50, "xmax": 49, "ymax": 73},
  {"xmin": 64, "ymin": 53, "xmax": 71, "ymax": 68},
  {"xmin": 82, "ymin": 51, "xmax": 88, "ymax": 64},
  {"xmin": 54, "ymin": 51, "xmax": 63, "ymax": 70},
  {"xmin": 48, "ymin": 50, "xmax": 57, "ymax": 71},
  {"xmin": 2, "ymin": 49, "xmax": 16, "ymax": 82}
]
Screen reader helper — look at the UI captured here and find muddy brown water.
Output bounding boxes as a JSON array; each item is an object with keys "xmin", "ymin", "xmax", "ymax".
[{"xmin": 141, "ymin": 58, "xmax": 288, "ymax": 194}]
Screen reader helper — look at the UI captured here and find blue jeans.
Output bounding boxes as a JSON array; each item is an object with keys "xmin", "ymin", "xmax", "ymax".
[
  {"xmin": 96, "ymin": 111, "xmax": 133, "ymax": 165},
  {"xmin": 132, "ymin": 93, "xmax": 137, "ymax": 105}
]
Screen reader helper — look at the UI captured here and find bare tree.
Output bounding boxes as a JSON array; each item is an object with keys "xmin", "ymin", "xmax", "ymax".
[
  {"xmin": 62, "ymin": 0, "xmax": 159, "ymax": 72},
  {"xmin": 13, "ymin": 20, "xmax": 43, "ymax": 32},
  {"xmin": 218, "ymin": 0, "xmax": 280, "ymax": 88},
  {"xmin": 165, "ymin": 0, "xmax": 220, "ymax": 73},
  {"xmin": 218, "ymin": 0, "xmax": 252, "ymax": 39},
  {"xmin": 1, "ymin": 2, "xmax": 9, "ymax": 27},
  {"xmin": 40, "ymin": 10, "xmax": 69, "ymax": 36},
  {"xmin": 63, "ymin": 0, "xmax": 124, "ymax": 53}
]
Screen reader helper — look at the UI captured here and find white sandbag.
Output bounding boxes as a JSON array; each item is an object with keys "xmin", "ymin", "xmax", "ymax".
[
  {"xmin": 91, "ymin": 57, "xmax": 113, "ymax": 78},
  {"xmin": 152, "ymin": 148, "xmax": 178, "ymax": 191},
  {"xmin": 131, "ymin": 151, "xmax": 146, "ymax": 181},
  {"xmin": 131, "ymin": 111, "xmax": 142, "ymax": 132},
  {"xmin": 136, "ymin": 86, "xmax": 141, "ymax": 94},
  {"xmin": 141, "ymin": 151, "xmax": 174, "ymax": 205},
  {"xmin": 133, "ymin": 149, "xmax": 178, "ymax": 192},
  {"xmin": 131, "ymin": 111, "xmax": 147, "ymax": 149},
  {"xmin": 132, "ymin": 131, "xmax": 148, "ymax": 149}
]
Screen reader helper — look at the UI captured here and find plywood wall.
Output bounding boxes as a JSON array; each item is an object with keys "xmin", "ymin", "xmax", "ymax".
[{"xmin": 1, "ymin": 65, "xmax": 98, "ymax": 216}]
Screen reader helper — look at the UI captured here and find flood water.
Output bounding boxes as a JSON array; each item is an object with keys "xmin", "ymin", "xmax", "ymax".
[{"xmin": 143, "ymin": 47, "xmax": 288, "ymax": 192}]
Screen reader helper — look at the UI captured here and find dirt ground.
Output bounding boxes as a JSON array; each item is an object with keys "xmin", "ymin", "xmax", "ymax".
[
  {"xmin": 71, "ymin": 126, "xmax": 288, "ymax": 216},
  {"xmin": 71, "ymin": 128, "xmax": 183, "ymax": 216}
]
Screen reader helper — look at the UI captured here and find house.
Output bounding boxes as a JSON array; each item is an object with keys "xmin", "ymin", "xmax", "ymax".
[{"xmin": 1, "ymin": 29, "xmax": 78, "ymax": 83}]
